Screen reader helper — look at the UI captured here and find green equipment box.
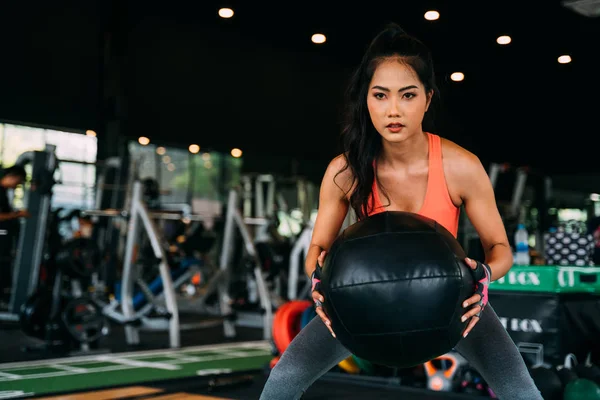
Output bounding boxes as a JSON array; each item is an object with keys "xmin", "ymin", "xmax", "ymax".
[{"xmin": 489, "ymin": 265, "xmax": 600, "ymax": 294}]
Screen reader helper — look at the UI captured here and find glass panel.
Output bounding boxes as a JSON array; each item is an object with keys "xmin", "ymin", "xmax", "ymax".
[
  {"xmin": 191, "ymin": 151, "xmax": 221, "ymax": 201},
  {"xmin": 51, "ymin": 163, "xmax": 96, "ymax": 210},
  {"xmin": 160, "ymin": 147, "xmax": 189, "ymax": 204},
  {"xmin": 45, "ymin": 129, "xmax": 97, "ymax": 163},
  {"xmin": 52, "ymin": 185, "xmax": 95, "ymax": 210},
  {"xmin": 128, "ymin": 142, "xmax": 158, "ymax": 180},
  {"xmin": 1, "ymin": 124, "xmax": 45, "ymax": 166},
  {"xmin": 127, "ymin": 141, "xmax": 244, "ymax": 208}
]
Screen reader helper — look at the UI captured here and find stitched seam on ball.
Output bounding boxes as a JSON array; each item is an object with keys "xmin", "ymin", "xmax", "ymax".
[
  {"xmin": 326, "ymin": 243, "xmax": 355, "ymax": 337},
  {"xmin": 435, "ymin": 220, "xmax": 467, "ymax": 328},
  {"xmin": 341, "ymin": 230, "xmax": 440, "ymax": 244},
  {"xmin": 351, "ymin": 326, "xmax": 448, "ymax": 336},
  {"xmin": 329, "ymin": 275, "xmax": 460, "ymax": 289}
]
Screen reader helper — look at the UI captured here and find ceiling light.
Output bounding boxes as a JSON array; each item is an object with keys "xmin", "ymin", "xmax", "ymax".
[
  {"xmin": 85, "ymin": 130, "xmax": 96, "ymax": 137},
  {"xmin": 558, "ymin": 55, "xmax": 572, "ymax": 64},
  {"xmin": 156, "ymin": 146, "xmax": 166, "ymax": 155},
  {"xmin": 218, "ymin": 8, "xmax": 234, "ymax": 18},
  {"xmin": 311, "ymin": 33, "xmax": 326, "ymax": 44},
  {"xmin": 497, "ymin": 35, "xmax": 511, "ymax": 45},
  {"xmin": 138, "ymin": 136, "xmax": 150, "ymax": 145},
  {"xmin": 231, "ymin": 148, "xmax": 243, "ymax": 158},
  {"xmin": 450, "ymin": 72, "xmax": 465, "ymax": 82},
  {"xmin": 424, "ymin": 10, "xmax": 440, "ymax": 21},
  {"xmin": 189, "ymin": 144, "xmax": 200, "ymax": 154}
]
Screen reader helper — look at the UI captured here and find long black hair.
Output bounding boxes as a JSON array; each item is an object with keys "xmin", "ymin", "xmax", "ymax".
[{"xmin": 336, "ymin": 23, "xmax": 441, "ymax": 220}]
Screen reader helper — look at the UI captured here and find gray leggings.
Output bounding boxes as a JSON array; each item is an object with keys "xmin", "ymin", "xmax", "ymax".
[{"xmin": 260, "ymin": 304, "xmax": 542, "ymax": 399}]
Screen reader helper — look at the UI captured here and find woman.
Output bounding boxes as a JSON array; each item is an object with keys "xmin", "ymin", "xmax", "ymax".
[{"xmin": 260, "ymin": 23, "xmax": 542, "ymax": 399}]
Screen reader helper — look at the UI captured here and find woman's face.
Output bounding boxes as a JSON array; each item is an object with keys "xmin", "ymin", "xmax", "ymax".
[{"xmin": 366, "ymin": 58, "xmax": 432, "ymax": 143}]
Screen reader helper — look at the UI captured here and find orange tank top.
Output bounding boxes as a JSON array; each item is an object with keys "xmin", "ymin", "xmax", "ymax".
[{"xmin": 367, "ymin": 133, "xmax": 460, "ymax": 237}]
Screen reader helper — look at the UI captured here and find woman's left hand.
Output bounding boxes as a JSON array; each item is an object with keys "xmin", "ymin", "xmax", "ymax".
[{"xmin": 461, "ymin": 257, "xmax": 492, "ymax": 338}]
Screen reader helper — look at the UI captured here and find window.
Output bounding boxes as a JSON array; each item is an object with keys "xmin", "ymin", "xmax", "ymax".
[
  {"xmin": 128, "ymin": 142, "xmax": 158, "ymax": 181},
  {"xmin": 128, "ymin": 141, "xmax": 243, "ymax": 208},
  {"xmin": 0, "ymin": 122, "xmax": 98, "ymax": 211},
  {"xmin": 160, "ymin": 147, "xmax": 189, "ymax": 204},
  {"xmin": 53, "ymin": 161, "xmax": 97, "ymax": 210},
  {"xmin": 46, "ymin": 129, "xmax": 97, "ymax": 163},
  {"xmin": 0, "ymin": 124, "xmax": 46, "ymax": 166}
]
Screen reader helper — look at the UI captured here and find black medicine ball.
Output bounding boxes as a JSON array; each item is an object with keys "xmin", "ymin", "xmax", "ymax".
[{"xmin": 320, "ymin": 211, "xmax": 475, "ymax": 368}]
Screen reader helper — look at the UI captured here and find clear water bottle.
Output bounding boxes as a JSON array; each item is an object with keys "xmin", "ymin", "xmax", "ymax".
[{"xmin": 514, "ymin": 223, "xmax": 530, "ymax": 265}]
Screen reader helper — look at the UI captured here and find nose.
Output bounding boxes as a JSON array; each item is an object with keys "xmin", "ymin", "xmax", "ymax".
[{"xmin": 387, "ymin": 97, "xmax": 401, "ymax": 117}]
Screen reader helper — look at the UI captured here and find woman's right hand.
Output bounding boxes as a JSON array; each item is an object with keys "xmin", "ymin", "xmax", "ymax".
[{"xmin": 312, "ymin": 250, "xmax": 336, "ymax": 338}]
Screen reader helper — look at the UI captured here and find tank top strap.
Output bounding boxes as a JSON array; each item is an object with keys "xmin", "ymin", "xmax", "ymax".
[{"xmin": 419, "ymin": 133, "xmax": 459, "ymax": 236}]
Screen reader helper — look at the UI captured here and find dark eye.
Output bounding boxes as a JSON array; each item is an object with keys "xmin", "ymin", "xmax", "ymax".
[
  {"xmin": 404, "ymin": 92, "xmax": 416, "ymax": 99},
  {"xmin": 374, "ymin": 93, "xmax": 386, "ymax": 99}
]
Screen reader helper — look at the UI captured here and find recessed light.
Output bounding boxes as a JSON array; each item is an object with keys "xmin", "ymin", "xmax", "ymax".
[
  {"xmin": 424, "ymin": 10, "xmax": 440, "ymax": 21},
  {"xmin": 497, "ymin": 35, "xmax": 511, "ymax": 45},
  {"xmin": 231, "ymin": 148, "xmax": 243, "ymax": 158},
  {"xmin": 311, "ymin": 33, "xmax": 326, "ymax": 44},
  {"xmin": 450, "ymin": 72, "xmax": 465, "ymax": 82},
  {"xmin": 558, "ymin": 55, "xmax": 572, "ymax": 64},
  {"xmin": 218, "ymin": 8, "xmax": 234, "ymax": 19}
]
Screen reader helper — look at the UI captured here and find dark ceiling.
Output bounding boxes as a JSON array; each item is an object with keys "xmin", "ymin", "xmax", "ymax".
[{"xmin": 0, "ymin": 0, "xmax": 598, "ymax": 176}]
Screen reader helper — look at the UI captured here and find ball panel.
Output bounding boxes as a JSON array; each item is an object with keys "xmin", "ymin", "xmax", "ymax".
[
  {"xmin": 347, "ymin": 328, "xmax": 455, "ymax": 368},
  {"xmin": 340, "ymin": 211, "xmax": 438, "ymax": 241},
  {"xmin": 326, "ymin": 276, "xmax": 463, "ymax": 335},
  {"xmin": 323, "ymin": 233, "xmax": 464, "ymax": 290}
]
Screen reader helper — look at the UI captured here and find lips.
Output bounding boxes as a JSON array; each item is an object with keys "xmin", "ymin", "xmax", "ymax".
[{"xmin": 386, "ymin": 123, "xmax": 404, "ymax": 132}]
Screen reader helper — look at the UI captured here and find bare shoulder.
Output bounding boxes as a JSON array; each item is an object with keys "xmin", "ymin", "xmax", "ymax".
[
  {"xmin": 440, "ymin": 137, "xmax": 490, "ymax": 202},
  {"xmin": 322, "ymin": 154, "xmax": 355, "ymax": 199},
  {"xmin": 440, "ymin": 138, "xmax": 482, "ymax": 172}
]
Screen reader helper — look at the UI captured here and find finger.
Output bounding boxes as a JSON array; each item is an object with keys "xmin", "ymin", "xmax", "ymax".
[
  {"xmin": 462, "ymin": 294, "xmax": 482, "ymax": 308},
  {"xmin": 312, "ymin": 291, "xmax": 324, "ymax": 303},
  {"xmin": 317, "ymin": 251, "xmax": 326, "ymax": 267},
  {"xmin": 315, "ymin": 308, "xmax": 336, "ymax": 337},
  {"xmin": 463, "ymin": 316, "xmax": 480, "ymax": 338},
  {"xmin": 464, "ymin": 257, "xmax": 478, "ymax": 269},
  {"xmin": 461, "ymin": 305, "xmax": 482, "ymax": 322}
]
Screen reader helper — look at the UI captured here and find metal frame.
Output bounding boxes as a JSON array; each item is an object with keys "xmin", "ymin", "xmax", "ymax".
[
  {"xmin": 218, "ymin": 188, "xmax": 273, "ymax": 340},
  {"xmin": 84, "ymin": 182, "xmax": 274, "ymax": 346},
  {"xmin": 287, "ymin": 207, "xmax": 357, "ymax": 301},
  {"xmin": 120, "ymin": 180, "xmax": 180, "ymax": 347},
  {"xmin": 0, "ymin": 146, "xmax": 57, "ymax": 321},
  {"xmin": 287, "ymin": 222, "xmax": 313, "ymax": 300}
]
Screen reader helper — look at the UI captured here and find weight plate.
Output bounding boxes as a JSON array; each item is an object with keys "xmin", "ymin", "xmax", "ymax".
[{"xmin": 61, "ymin": 296, "xmax": 106, "ymax": 344}]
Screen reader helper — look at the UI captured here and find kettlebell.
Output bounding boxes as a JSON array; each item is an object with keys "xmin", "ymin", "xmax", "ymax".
[
  {"xmin": 530, "ymin": 364, "xmax": 563, "ymax": 400},
  {"xmin": 563, "ymin": 378, "xmax": 600, "ymax": 400},
  {"xmin": 424, "ymin": 352, "xmax": 467, "ymax": 392},
  {"xmin": 556, "ymin": 354, "xmax": 580, "ymax": 388},
  {"xmin": 574, "ymin": 353, "xmax": 600, "ymax": 387}
]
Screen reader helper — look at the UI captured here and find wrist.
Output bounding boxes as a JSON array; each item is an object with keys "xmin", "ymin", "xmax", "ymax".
[
  {"xmin": 482, "ymin": 262, "xmax": 492, "ymax": 282},
  {"xmin": 311, "ymin": 263, "xmax": 322, "ymax": 292}
]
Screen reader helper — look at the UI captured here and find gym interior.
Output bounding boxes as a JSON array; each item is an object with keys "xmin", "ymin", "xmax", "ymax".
[{"xmin": 1, "ymin": 2, "xmax": 599, "ymax": 400}]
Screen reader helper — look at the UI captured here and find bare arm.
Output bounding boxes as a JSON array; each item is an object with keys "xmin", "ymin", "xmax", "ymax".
[
  {"xmin": 0, "ymin": 211, "xmax": 20, "ymax": 222},
  {"xmin": 456, "ymin": 154, "xmax": 513, "ymax": 281},
  {"xmin": 304, "ymin": 156, "xmax": 352, "ymax": 277}
]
